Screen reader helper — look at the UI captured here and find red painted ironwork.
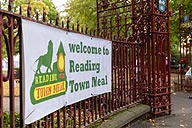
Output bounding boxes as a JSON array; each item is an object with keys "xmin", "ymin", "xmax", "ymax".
[
  {"xmin": 148, "ymin": 0, "xmax": 171, "ymax": 116},
  {"xmin": 97, "ymin": 0, "xmax": 171, "ymax": 117},
  {"xmin": 0, "ymin": 0, "xmax": 171, "ymax": 127}
]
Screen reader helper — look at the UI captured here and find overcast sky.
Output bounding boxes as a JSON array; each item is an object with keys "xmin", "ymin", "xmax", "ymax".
[{"xmin": 52, "ymin": 0, "xmax": 68, "ymax": 10}]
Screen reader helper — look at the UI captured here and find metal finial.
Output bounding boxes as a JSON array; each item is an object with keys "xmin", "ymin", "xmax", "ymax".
[
  {"xmin": 27, "ymin": 2, "xmax": 31, "ymax": 17},
  {"xmin": 81, "ymin": 27, "xmax": 84, "ymax": 33},
  {"xmin": 85, "ymin": 24, "xmax": 88, "ymax": 34},
  {"xmin": 56, "ymin": 13, "xmax": 59, "ymax": 26},
  {"xmin": 62, "ymin": 21, "xmax": 64, "ymax": 28},
  {"xmin": 36, "ymin": 11, "xmax": 39, "ymax": 20},
  {"xmin": 43, "ymin": 8, "xmax": 47, "ymax": 22},
  {"xmin": 19, "ymin": 6, "xmax": 22, "ymax": 15},
  {"xmin": 66, "ymin": 17, "xmax": 70, "ymax": 29},
  {"xmin": 50, "ymin": 18, "xmax": 52, "ymax": 24},
  {"xmin": 76, "ymin": 21, "xmax": 79, "ymax": 32},
  {"xmin": 8, "ymin": 0, "xmax": 13, "ymax": 11}
]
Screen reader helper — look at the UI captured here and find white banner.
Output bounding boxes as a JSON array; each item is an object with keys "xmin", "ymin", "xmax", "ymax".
[{"xmin": 22, "ymin": 19, "xmax": 112, "ymax": 124}]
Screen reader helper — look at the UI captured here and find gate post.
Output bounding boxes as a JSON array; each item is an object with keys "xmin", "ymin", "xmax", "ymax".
[{"xmin": 149, "ymin": 0, "xmax": 171, "ymax": 116}]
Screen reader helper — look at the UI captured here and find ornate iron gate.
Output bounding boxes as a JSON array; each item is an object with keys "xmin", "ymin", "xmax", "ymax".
[
  {"xmin": 147, "ymin": 0, "xmax": 171, "ymax": 116},
  {"xmin": 0, "ymin": 0, "xmax": 171, "ymax": 127},
  {"xmin": 96, "ymin": 0, "xmax": 171, "ymax": 116}
]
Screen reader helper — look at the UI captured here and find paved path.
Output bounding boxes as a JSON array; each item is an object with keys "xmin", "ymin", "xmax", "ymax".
[{"xmin": 125, "ymin": 92, "xmax": 192, "ymax": 128}]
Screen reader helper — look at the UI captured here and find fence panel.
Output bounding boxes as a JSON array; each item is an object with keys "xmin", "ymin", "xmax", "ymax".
[{"xmin": 0, "ymin": 11, "xmax": 143, "ymax": 128}]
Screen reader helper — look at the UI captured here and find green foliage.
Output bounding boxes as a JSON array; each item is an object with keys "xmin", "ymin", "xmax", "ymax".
[
  {"xmin": 42, "ymin": 0, "xmax": 58, "ymax": 20},
  {"xmin": 3, "ymin": 112, "xmax": 10, "ymax": 127},
  {"xmin": 1, "ymin": 0, "xmax": 58, "ymax": 19},
  {"xmin": 170, "ymin": 0, "xmax": 192, "ymax": 61},
  {"xmin": 170, "ymin": 1, "xmax": 180, "ymax": 59},
  {"xmin": 13, "ymin": 0, "xmax": 58, "ymax": 20},
  {"xmin": 4, "ymin": 112, "xmax": 20, "ymax": 127},
  {"xmin": 0, "ymin": 0, "xmax": 59, "ymax": 59},
  {"xmin": 64, "ymin": 0, "xmax": 192, "ymax": 61},
  {"xmin": 64, "ymin": 0, "xmax": 96, "ymax": 31}
]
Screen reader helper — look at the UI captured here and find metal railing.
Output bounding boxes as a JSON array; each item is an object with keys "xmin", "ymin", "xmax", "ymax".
[{"xmin": 0, "ymin": 1, "xmax": 144, "ymax": 128}]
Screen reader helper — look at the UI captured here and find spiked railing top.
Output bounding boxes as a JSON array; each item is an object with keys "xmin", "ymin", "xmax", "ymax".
[
  {"xmin": 0, "ymin": 0, "xmax": 144, "ymax": 43},
  {"xmin": 0, "ymin": 0, "xmax": 97, "ymax": 37}
]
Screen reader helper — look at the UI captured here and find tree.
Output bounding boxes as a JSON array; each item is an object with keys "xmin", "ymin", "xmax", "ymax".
[
  {"xmin": 170, "ymin": 0, "xmax": 192, "ymax": 61},
  {"xmin": 64, "ymin": 0, "xmax": 96, "ymax": 31},
  {"xmin": 13, "ymin": 0, "xmax": 58, "ymax": 20},
  {"xmin": 0, "ymin": 0, "xmax": 59, "ymax": 58},
  {"xmin": 64, "ymin": 0, "xmax": 192, "ymax": 62}
]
